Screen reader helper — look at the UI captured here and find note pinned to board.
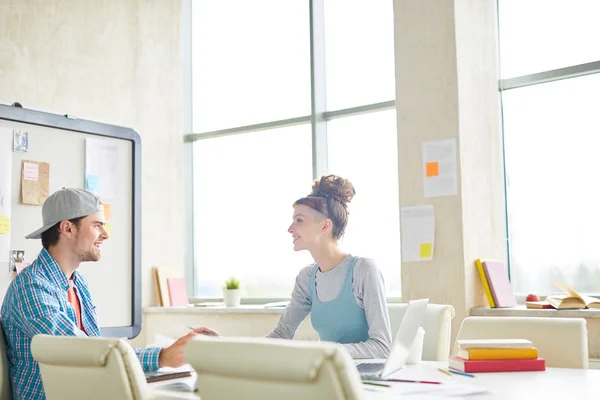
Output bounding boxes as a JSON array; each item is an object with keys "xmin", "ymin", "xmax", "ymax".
[
  {"xmin": 401, "ymin": 205, "xmax": 435, "ymax": 262},
  {"xmin": 23, "ymin": 162, "xmax": 39, "ymax": 181},
  {"xmin": 85, "ymin": 138, "xmax": 119, "ymax": 200},
  {"xmin": 86, "ymin": 174, "xmax": 100, "ymax": 191},
  {"xmin": 21, "ymin": 160, "xmax": 50, "ymax": 206},
  {"xmin": 102, "ymin": 203, "xmax": 111, "ymax": 220},
  {"xmin": 0, "ymin": 216, "xmax": 9, "ymax": 234},
  {"xmin": 105, "ymin": 223, "xmax": 111, "ymax": 235},
  {"xmin": 423, "ymin": 138, "xmax": 457, "ymax": 197}
]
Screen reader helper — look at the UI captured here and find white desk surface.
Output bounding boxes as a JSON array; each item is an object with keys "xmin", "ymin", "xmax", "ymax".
[{"xmin": 150, "ymin": 361, "xmax": 600, "ymax": 400}]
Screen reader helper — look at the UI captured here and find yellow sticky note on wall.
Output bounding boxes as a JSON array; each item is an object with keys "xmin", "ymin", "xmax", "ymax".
[
  {"xmin": 419, "ymin": 243, "xmax": 432, "ymax": 258},
  {"xmin": 0, "ymin": 216, "xmax": 10, "ymax": 234},
  {"xmin": 105, "ymin": 223, "xmax": 111, "ymax": 236}
]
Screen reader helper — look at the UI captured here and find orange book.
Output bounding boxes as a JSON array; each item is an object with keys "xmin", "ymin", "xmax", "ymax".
[{"xmin": 457, "ymin": 347, "xmax": 538, "ymax": 360}]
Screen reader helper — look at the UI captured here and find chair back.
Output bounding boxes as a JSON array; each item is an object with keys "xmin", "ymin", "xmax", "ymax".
[
  {"xmin": 455, "ymin": 316, "xmax": 588, "ymax": 369},
  {"xmin": 388, "ymin": 303, "xmax": 455, "ymax": 360},
  {"xmin": 31, "ymin": 335, "xmax": 150, "ymax": 400},
  {"xmin": 185, "ymin": 337, "xmax": 364, "ymax": 400},
  {"xmin": 0, "ymin": 323, "xmax": 13, "ymax": 400}
]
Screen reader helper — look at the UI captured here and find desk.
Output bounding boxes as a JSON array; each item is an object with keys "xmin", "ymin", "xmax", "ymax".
[
  {"xmin": 370, "ymin": 361, "xmax": 600, "ymax": 399},
  {"xmin": 150, "ymin": 361, "xmax": 600, "ymax": 399}
]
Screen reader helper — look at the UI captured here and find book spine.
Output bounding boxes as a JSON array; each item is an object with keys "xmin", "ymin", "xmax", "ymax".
[
  {"xmin": 459, "ymin": 348, "xmax": 538, "ymax": 360},
  {"xmin": 450, "ymin": 357, "xmax": 546, "ymax": 373},
  {"xmin": 475, "ymin": 259, "xmax": 496, "ymax": 307}
]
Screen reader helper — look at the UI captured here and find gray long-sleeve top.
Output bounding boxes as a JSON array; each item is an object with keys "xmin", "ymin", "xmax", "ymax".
[{"xmin": 266, "ymin": 255, "xmax": 392, "ymax": 359}]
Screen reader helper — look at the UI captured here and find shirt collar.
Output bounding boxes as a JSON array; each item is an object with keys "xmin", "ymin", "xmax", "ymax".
[{"xmin": 38, "ymin": 248, "xmax": 80, "ymax": 290}]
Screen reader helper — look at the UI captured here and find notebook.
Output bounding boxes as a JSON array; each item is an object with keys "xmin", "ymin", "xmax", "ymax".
[
  {"xmin": 481, "ymin": 260, "xmax": 516, "ymax": 308},
  {"xmin": 356, "ymin": 298, "xmax": 429, "ymax": 380},
  {"xmin": 167, "ymin": 278, "xmax": 189, "ymax": 307}
]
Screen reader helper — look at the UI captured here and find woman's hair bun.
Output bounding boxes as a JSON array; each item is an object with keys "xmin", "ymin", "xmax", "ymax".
[{"xmin": 311, "ymin": 175, "xmax": 355, "ymax": 205}]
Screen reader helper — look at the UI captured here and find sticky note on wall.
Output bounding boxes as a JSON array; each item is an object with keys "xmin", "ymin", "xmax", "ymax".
[
  {"xmin": 425, "ymin": 162, "xmax": 439, "ymax": 177},
  {"xmin": 0, "ymin": 216, "xmax": 9, "ymax": 234},
  {"xmin": 420, "ymin": 243, "xmax": 433, "ymax": 259}
]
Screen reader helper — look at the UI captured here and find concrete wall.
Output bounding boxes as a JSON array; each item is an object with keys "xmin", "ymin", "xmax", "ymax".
[{"xmin": 0, "ymin": 0, "xmax": 183, "ymax": 314}]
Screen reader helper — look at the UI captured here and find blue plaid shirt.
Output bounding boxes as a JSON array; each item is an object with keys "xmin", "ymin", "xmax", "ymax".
[{"xmin": 1, "ymin": 248, "xmax": 161, "ymax": 400}]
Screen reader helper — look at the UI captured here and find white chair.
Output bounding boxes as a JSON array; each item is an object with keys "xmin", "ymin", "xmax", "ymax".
[
  {"xmin": 0, "ymin": 324, "xmax": 13, "ymax": 400},
  {"xmin": 455, "ymin": 316, "xmax": 589, "ymax": 369},
  {"xmin": 388, "ymin": 303, "xmax": 455, "ymax": 361},
  {"xmin": 31, "ymin": 335, "xmax": 151, "ymax": 400},
  {"xmin": 185, "ymin": 336, "xmax": 364, "ymax": 400}
]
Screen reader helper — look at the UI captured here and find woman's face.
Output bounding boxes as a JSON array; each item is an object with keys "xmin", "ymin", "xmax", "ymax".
[{"xmin": 287, "ymin": 204, "xmax": 329, "ymax": 252}]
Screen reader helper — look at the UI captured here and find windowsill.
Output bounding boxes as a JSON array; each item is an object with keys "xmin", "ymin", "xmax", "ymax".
[
  {"xmin": 144, "ymin": 306, "xmax": 287, "ymax": 315},
  {"xmin": 471, "ymin": 305, "xmax": 600, "ymax": 319}
]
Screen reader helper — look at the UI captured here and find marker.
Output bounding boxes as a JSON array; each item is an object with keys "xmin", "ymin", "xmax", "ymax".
[
  {"xmin": 447, "ymin": 369, "xmax": 475, "ymax": 378},
  {"xmin": 362, "ymin": 381, "xmax": 390, "ymax": 388}
]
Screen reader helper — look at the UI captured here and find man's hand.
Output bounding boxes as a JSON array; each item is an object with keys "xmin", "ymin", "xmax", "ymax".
[{"xmin": 158, "ymin": 327, "xmax": 221, "ymax": 368}]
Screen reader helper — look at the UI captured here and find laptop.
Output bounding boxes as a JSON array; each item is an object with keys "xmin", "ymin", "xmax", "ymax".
[{"xmin": 356, "ymin": 298, "xmax": 429, "ymax": 380}]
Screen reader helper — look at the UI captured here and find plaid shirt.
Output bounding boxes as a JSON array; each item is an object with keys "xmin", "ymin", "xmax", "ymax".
[{"xmin": 1, "ymin": 248, "xmax": 161, "ymax": 400}]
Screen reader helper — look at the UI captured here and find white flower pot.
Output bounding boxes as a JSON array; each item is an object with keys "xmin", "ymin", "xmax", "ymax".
[{"xmin": 223, "ymin": 288, "xmax": 241, "ymax": 307}]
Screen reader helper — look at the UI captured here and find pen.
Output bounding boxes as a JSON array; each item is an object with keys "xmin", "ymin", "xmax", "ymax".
[
  {"xmin": 362, "ymin": 381, "xmax": 390, "ymax": 388},
  {"xmin": 382, "ymin": 378, "xmax": 441, "ymax": 385},
  {"xmin": 447, "ymin": 369, "xmax": 475, "ymax": 378},
  {"xmin": 188, "ymin": 326, "xmax": 217, "ymax": 336},
  {"xmin": 438, "ymin": 368, "xmax": 453, "ymax": 376}
]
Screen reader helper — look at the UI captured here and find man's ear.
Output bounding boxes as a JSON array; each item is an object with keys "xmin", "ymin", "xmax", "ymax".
[{"xmin": 59, "ymin": 220, "xmax": 76, "ymax": 239}]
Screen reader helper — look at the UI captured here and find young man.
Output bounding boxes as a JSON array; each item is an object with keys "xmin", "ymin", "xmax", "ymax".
[{"xmin": 0, "ymin": 188, "xmax": 216, "ymax": 400}]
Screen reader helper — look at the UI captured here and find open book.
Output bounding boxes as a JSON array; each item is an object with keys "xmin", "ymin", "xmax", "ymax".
[{"xmin": 545, "ymin": 283, "xmax": 600, "ymax": 309}]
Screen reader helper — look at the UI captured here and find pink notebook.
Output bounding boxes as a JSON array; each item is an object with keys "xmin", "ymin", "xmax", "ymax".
[
  {"xmin": 167, "ymin": 278, "xmax": 189, "ymax": 307},
  {"xmin": 482, "ymin": 261, "xmax": 517, "ymax": 307}
]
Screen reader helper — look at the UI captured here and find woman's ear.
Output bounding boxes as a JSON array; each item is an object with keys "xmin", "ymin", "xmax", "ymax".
[{"xmin": 321, "ymin": 218, "xmax": 333, "ymax": 234}]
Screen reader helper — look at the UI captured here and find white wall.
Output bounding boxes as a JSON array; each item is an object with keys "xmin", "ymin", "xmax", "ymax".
[
  {"xmin": 0, "ymin": 0, "xmax": 183, "ymax": 314},
  {"xmin": 394, "ymin": 0, "xmax": 506, "ymax": 342}
]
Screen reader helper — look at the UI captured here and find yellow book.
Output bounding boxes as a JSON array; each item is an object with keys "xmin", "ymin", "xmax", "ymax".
[
  {"xmin": 457, "ymin": 347, "xmax": 538, "ymax": 360},
  {"xmin": 475, "ymin": 259, "xmax": 496, "ymax": 307}
]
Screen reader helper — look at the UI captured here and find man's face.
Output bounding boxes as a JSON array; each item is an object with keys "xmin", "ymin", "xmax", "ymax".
[{"xmin": 72, "ymin": 211, "xmax": 109, "ymax": 262}]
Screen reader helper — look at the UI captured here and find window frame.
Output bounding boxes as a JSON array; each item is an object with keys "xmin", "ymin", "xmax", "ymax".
[
  {"xmin": 498, "ymin": 0, "xmax": 600, "ymax": 299},
  {"xmin": 183, "ymin": 0, "xmax": 399, "ymax": 303}
]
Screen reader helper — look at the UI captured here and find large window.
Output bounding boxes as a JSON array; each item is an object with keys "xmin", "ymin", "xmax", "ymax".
[
  {"xmin": 190, "ymin": 0, "xmax": 399, "ymax": 299},
  {"xmin": 499, "ymin": 1, "xmax": 600, "ymax": 295}
]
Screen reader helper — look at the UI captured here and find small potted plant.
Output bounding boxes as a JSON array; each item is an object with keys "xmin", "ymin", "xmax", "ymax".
[{"xmin": 223, "ymin": 277, "xmax": 241, "ymax": 307}]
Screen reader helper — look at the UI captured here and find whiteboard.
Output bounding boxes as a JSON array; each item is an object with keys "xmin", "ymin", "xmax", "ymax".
[{"xmin": 0, "ymin": 105, "xmax": 141, "ymax": 338}]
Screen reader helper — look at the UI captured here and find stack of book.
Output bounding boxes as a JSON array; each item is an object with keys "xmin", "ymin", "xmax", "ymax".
[{"xmin": 449, "ymin": 339, "xmax": 546, "ymax": 373}]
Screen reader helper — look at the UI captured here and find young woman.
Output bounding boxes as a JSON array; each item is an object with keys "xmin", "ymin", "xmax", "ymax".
[{"xmin": 267, "ymin": 175, "xmax": 392, "ymax": 359}]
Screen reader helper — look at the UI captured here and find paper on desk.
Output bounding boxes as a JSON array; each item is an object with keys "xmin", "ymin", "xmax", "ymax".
[
  {"xmin": 365, "ymin": 381, "xmax": 489, "ymax": 398},
  {"xmin": 400, "ymin": 205, "xmax": 435, "ymax": 262},
  {"xmin": 423, "ymin": 138, "xmax": 457, "ymax": 197}
]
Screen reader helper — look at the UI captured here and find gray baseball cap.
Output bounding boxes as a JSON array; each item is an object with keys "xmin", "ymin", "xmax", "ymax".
[{"xmin": 26, "ymin": 188, "xmax": 104, "ymax": 239}]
